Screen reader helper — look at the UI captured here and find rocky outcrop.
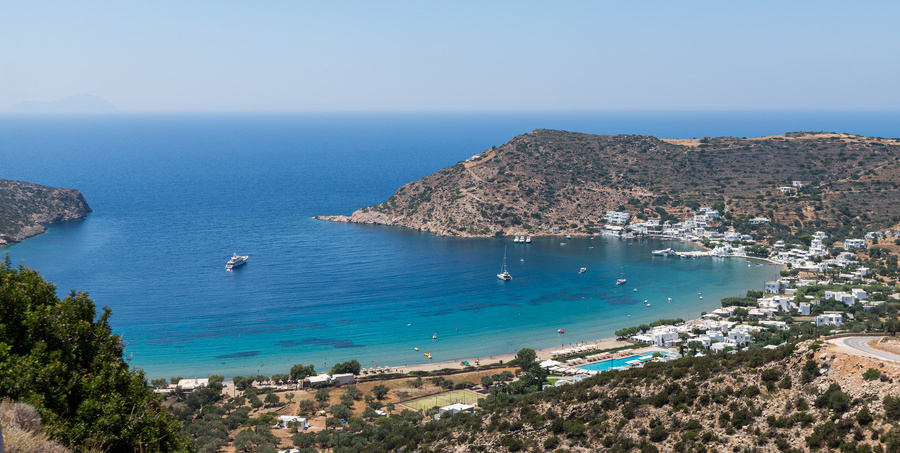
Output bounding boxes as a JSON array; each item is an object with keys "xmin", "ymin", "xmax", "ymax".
[
  {"xmin": 317, "ymin": 129, "xmax": 900, "ymax": 238},
  {"xmin": 0, "ymin": 179, "xmax": 92, "ymax": 246}
]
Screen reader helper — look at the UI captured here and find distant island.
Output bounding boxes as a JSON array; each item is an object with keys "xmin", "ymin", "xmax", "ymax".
[
  {"xmin": 0, "ymin": 179, "xmax": 92, "ymax": 246},
  {"xmin": 317, "ymin": 130, "xmax": 900, "ymax": 242},
  {"xmin": 10, "ymin": 94, "xmax": 116, "ymax": 113}
]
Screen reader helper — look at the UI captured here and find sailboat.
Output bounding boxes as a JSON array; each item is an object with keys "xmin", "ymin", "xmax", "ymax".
[{"xmin": 497, "ymin": 246, "xmax": 512, "ymax": 281}]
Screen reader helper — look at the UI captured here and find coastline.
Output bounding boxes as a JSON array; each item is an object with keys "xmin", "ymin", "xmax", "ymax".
[{"xmin": 375, "ymin": 337, "xmax": 627, "ymax": 375}]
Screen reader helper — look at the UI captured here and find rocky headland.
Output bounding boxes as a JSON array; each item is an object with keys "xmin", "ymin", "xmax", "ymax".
[
  {"xmin": 0, "ymin": 179, "xmax": 92, "ymax": 246},
  {"xmin": 317, "ymin": 129, "xmax": 900, "ymax": 239}
]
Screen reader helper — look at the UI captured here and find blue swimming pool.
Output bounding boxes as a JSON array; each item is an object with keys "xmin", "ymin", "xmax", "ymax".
[{"xmin": 576, "ymin": 350, "xmax": 665, "ymax": 372}]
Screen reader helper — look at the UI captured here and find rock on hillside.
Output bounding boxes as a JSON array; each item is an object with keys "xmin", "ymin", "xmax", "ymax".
[
  {"xmin": 317, "ymin": 129, "xmax": 900, "ymax": 239},
  {"xmin": 0, "ymin": 179, "xmax": 92, "ymax": 246}
]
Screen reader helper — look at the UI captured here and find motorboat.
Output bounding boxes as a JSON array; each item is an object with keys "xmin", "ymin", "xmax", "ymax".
[
  {"xmin": 652, "ymin": 248, "xmax": 677, "ymax": 256},
  {"xmin": 226, "ymin": 253, "xmax": 248, "ymax": 270},
  {"xmin": 616, "ymin": 278, "xmax": 627, "ymax": 285},
  {"xmin": 579, "ymin": 267, "xmax": 587, "ymax": 274},
  {"xmin": 557, "ymin": 329, "xmax": 565, "ymax": 334},
  {"xmin": 525, "ymin": 236, "xmax": 532, "ymax": 243}
]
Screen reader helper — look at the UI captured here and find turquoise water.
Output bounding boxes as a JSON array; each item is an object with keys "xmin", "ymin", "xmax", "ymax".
[
  {"xmin": 577, "ymin": 352, "xmax": 661, "ymax": 372},
  {"xmin": 2, "ymin": 112, "xmax": 894, "ymax": 379}
]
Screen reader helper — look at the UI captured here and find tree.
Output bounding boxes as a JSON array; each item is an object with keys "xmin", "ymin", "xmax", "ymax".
[
  {"xmin": 264, "ymin": 392, "xmax": 280, "ymax": 406},
  {"xmin": 372, "ymin": 384, "xmax": 390, "ymax": 400},
  {"xmin": 0, "ymin": 255, "xmax": 191, "ymax": 451},
  {"xmin": 329, "ymin": 359, "xmax": 361, "ymax": 375},
  {"xmin": 290, "ymin": 364, "xmax": 317, "ymax": 381},
  {"xmin": 233, "ymin": 426, "xmax": 277, "ymax": 453},
  {"xmin": 345, "ymin": 385, "xmax": 363, "ymax": 401},
  {"xmin": 298, "ymin": 399, "xmax": 315, "ymax": 414},
  {"xmin": 331, "ymin": 403, "xmax": 352, "ymax": 420},
  {"xmin": 315, "ymin": 388, "xmax": 331, "ymax": 402},
  {"xmin": 285, "ymin": 392, "xmax": 296, "ymax": 404},
  {"xmin": 886, "ymin": 317, "xmax": 900, "ymax": 336},
  {"xmin": 515, "ymin": 348, "xmax": 537, "ymax": 372}
]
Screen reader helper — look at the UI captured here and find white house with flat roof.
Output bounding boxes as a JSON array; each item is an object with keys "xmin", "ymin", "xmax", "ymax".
[
  {"xmin": 844, "ymin": 239, "xmax": 867, "ymax": 250},
  {"xmin": 434, "ymin": 403, "xmax": 475, "ymax": 420},
  {"xmin": 605, "ymin": 211, "xmax": 631, "ymax": 225},
  {"xmin": 816, "ymin": 312, "xmax": 843, "ymax": 327}
]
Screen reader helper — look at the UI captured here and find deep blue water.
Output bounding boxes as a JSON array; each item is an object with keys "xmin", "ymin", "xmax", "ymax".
[{"xmin": 2, "ymin": 111, "xmax": 897, "ymax": 379}]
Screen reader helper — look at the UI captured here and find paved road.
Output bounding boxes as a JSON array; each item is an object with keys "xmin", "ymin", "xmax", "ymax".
[{"xmin": 828, "ymin": 336, "xmax": 900, "ymax": 363}]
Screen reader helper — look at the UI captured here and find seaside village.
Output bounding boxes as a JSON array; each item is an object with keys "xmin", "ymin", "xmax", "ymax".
[{"xmin": 168, "ymin": 190, "xmax": 900, "ymax": 450}]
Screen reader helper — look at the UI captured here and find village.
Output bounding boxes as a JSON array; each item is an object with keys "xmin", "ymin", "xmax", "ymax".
[{"xmin": 165, "ymin": 183, "xmax": 900, "ymax": 452}]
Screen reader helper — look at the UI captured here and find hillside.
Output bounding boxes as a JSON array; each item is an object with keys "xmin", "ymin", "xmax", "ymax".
[
  {"xmin": 407, "ymin": 340, "xmax": 900, "ymax": 452},
  {"xmin": 317, "ymin": 130, "xmax": 900, "ymax": 240},
  {"xmin": 0, "ymin": 179, "xmax": 92, "ymax": 246}
]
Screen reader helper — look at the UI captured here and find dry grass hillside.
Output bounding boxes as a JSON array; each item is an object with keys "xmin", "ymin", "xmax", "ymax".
[
  {"xmin": 424, "ymin": 340, "xmax": 900, "ymax": 452},
  {"xmin": 320, "ymin": 130, "xmax": 900, "ymax": 241}
]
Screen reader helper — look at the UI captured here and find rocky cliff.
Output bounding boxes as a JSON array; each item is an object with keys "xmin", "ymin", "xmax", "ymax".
[
  {"xmin": 0, "ymin": 179, "xmax": 92, "ymax": 246},
  {"xmin": 317, "ymin": 129, "xmax": 900, "ymax": 239}
]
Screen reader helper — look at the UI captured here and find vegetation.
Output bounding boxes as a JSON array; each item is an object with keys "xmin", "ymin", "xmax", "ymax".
[
  {"xmin": 346, "ymin": 130, "xmax": 900, "ymax": 241},
  {"xmin": 0, "ymin": 255, "xmax": 190, "ymax": 451},
  {"xmin": 0, "ymin": 179, "xmax": 91, "ymax": 245}
]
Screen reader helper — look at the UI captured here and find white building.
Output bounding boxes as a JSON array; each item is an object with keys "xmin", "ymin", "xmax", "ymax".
[
  {"xmin": 278, "ymin": 416, "xmax": 309, "ymax": 430},
  {"xmin": 173, "ymin": 378, "xmax": 208, "ymax": 393},
  {"xmin": 605, "ymin": 211, "xmax": 632, "ymax": 225},
  {"xmin": 765, "ymin": 281, "xmax": 781, "ymax": 294},
  {"xmin": 331, "ymin": 373, "xmax": 357, "ymax": 386},
  {"xmin": 750, "ymin": 217, "xmax": 770, "ymax": 225},
  {"xmin": 816, "ymin": 312, "xmax": 843, "ymax": 327},
  {"xmin": 650, "ymin": 326, "xmax": 680, "ymax": 347},
  {"xmin": 792, "ymin": 181, "xmax": 804, "ymax": 188},
  {"xmin": 844, "ymin": 239, "xmax": 867, "ymax": 250},
  {"xmin": 434, "ymin": 403, "xmax": 475, "ymax": 420}
]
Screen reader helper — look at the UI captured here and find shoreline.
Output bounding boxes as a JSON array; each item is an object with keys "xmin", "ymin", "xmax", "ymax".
[{"xmin": 375, "ymin": 337, "xmax": 629, "ymax": 375}]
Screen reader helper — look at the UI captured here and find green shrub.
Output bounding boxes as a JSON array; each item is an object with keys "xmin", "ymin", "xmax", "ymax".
[{"xmin": 862, "ymin": 368, "xmax": 881, "ymax": 381}]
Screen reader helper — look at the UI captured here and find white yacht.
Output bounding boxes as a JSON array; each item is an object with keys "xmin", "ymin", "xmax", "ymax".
[
  {"xmin": 513, "ymin": 236, "xmax": 521, "ymax": 243},
  {"xmin": 525, "ymin": 236, "xmax": 532, "ymax": 243},
  {"xmin": 616, "ymin": 278, "xmax": 627, "ymax": 285},
  {"xmin": 226, "ymin": 253, "xmax": 248, "ymax": 270},
  {"xmin": 652, "ymin": 248, "xmax": 678, "ymax": 256},
  {"xmin": 497, "ymin": 247, "xmax": 512, "ymax": 281}
]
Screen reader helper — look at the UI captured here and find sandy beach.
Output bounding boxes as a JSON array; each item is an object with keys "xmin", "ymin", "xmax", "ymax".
[{"xmin": 383, "ymin": 337, "xmax": 627, "ymax": 375}]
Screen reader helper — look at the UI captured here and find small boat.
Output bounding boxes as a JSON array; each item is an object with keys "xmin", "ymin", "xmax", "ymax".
[
  {"xmin": 513, "ymin": 236, "xmax": 521, "ymax": 243},
  {"xmin": 579, "ymin": 267, "xmax": 587, "ymax": 274},
  {"xmin": 497, "ymin": 246, "xmax": 513, "ymax": 281},
  {"xmin": 616, "ymin": 278, "xmax": 627, "ymax": 285},
  {"xmin": 226, "ymin": 253, "xmax": 249, "ymax": 270},
  {"xmin": 699, "ymin": 296, "xmax": 703, "ymax": 299},
  {"xmin": 414, "ymin": 347, "xmax": 419, "ymax": 351},
  {"xmin": 424, "ymin": 352, "xmax": 432, "ymax": 358},
  {"xmin": 633, "ymin": 288, "xmax": 638, "ymax": 292},
  {"xmin": 566, "ymin": 235, "xmax": 571, "ymax": 240},
  {"xmin": 433, "ymin": 333, "xmax": 437, "ymax": 339},
  {"xmin": 525, "ymin": 236, "xmax": 532, "ymax": 243},
  {"xmin": 558, "ymin": 329, "xmax": 565, "ymax": 334},
  {"xmin": 667, "ymin": 297, "xmax": 672, "ymax": 301},
  {"xmin": 520, "ymin": 258, "xmax": 525, "ymax": 262}
]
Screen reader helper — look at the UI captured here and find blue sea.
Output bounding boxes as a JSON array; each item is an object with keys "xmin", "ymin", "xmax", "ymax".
[{"xmin": 2, "ymin": 111, "xmax": 898, "ymax": 379}]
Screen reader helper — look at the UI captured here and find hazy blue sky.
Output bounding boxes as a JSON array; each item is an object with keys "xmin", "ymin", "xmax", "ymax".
[{"xmin": 2, "ymin": 1, "xmax": 898, "ymax": 112}]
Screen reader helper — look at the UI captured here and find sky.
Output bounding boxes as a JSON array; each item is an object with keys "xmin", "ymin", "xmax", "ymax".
[{"xmin": 2, "ymin": 1, "xmax": 898, "ymax": 112}]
